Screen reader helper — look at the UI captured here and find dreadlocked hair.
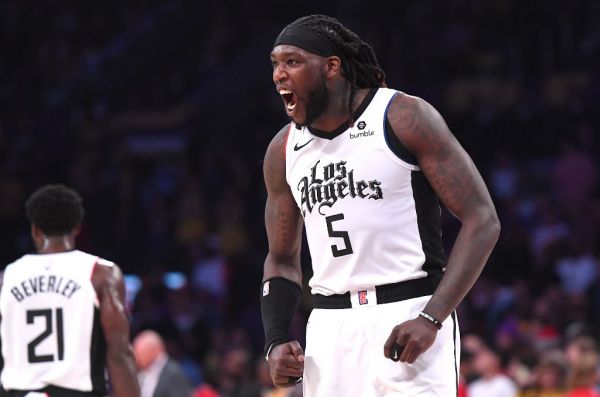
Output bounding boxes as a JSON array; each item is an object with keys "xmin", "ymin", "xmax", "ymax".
[
  {"xmin": 25, "ymin": 184, "xmax": 84, "ymax": 236},
  {"xmin": 287, "ymin": 15, "xmax": 386, "ymax": 126}
]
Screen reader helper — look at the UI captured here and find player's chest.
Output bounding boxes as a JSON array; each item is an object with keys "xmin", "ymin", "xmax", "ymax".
[{"xmin": 287, "ymin": 138, "xmax": 411, "ymax": 218}]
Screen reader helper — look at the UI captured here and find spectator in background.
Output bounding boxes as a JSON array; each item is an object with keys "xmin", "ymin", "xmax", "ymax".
[
  {"xmin": 554, "ymin": 237, "xmax": 598, "ymax": 299},
  {"xmin": 530, "ymin": 198, "xmax": 569, "ymax": 265},
  {"xmin": 566, "ymin": 351, "xmax": 600, "ymax": 397},
  {"xmin": 489, "ymin": 149, "xmax": 520, "ymax": 202},
  {"xmin": 529, "ymin": 291, "xmax": 563, "ymax": 352},
  {"xmin": 191, "ymin": 236, "xmax": 228, "ymax": 303},
  {"xmin": 553, "ymin": 139, "xmax": 599, "ymax": 216},
  {"xmin": 565, "ymin": 335, "xmax": 599, "ymax": 368},
  {"xmin": 193, "ymin": 383, "xmax": 221, "ymax": 397},
  {"xmin": 459, "ymin": 346, "xmax": 476, "ymax": 397},
  {"xmin": 217, "ymin": 346, "xmax": 260, "ymax": 397},
  {"xmin": 468, "ymin": 343, "xmax": 518, "ymax": 397},
  {"xmin": 518, "ymin": 351, "xmax": 567, "ymax": 397},
  {"xmin": 134, "ymin": 330, "xmax": 193, "ymax": 397}
]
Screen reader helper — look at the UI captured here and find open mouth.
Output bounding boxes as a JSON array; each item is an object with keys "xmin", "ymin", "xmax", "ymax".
[{"xmin": 279, "ymin": 89, "xmax": 297, "ymax": 113}]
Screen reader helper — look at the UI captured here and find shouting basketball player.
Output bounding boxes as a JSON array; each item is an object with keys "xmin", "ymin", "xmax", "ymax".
[{"xmin": 260, "ymin": 15, "xmax": 500, "ymax": 396}]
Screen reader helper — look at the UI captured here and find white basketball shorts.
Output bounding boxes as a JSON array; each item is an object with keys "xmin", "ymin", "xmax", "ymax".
[{"xmin": 303, "ymin": 294, "xmax": 460, "ymax": 397}]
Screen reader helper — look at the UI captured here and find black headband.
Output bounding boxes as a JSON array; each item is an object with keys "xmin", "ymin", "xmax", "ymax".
[{"xmin": 273, "ymin": 25, "xmax": 343, "ymax": 58}]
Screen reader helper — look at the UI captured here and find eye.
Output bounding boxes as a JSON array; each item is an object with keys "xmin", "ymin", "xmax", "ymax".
[
  {"xmin": 287, "ymin": 59, "xmax": 299, "ymax": 65},
  {"xmin": 271, "ymin": 60, "xmax": 278, "ymax": 68}
]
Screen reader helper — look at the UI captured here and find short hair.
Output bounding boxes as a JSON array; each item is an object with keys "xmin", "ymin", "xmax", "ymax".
[
  {"xmin": 25, "ymin": 184, "xmax": 84, "ymax": 236},
  {"xmin": 283, "ymin": 15, "xmax": 386, "ymax": 123}
]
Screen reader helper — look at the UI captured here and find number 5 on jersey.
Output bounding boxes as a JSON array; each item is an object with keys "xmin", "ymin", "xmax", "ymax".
[{"xmin": 325, "ymin": 214, "xmax": 353, "ymax": 257}]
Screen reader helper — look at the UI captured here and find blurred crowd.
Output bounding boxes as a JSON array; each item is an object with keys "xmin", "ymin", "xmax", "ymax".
[{"xmin": 1, "ymin": 0, "xmax": 600, "ymax": 396}]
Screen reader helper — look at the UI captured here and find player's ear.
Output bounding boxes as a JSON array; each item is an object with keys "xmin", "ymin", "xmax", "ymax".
[
  {"xmin": 31, "ymin": 224, "xmax": 42, "ymax": 239},
  {"xmin": 73, "ymin": 224, "xmax": 82, "ymax": 238},
  {"xmin": 325, "ymin": 56, "xmax": 342, "ymax": 78},
  {"xmin": 31, "ymin": 224, "xmax": 44, "ymax": 251}
]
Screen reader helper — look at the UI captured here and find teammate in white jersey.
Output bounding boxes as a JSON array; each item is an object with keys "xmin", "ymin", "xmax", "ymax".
[
  {"xmin": 261, "ymin": 15, "xmax": 501, "ymax": 396},
  {"xmin": 0, "ymin": 184, "xmax": 140, "ymax": 397}
]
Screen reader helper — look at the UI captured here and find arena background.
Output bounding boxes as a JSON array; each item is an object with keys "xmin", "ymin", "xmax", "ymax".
[{"xmin": 1, "ymin": 0, "xmax": 599, "ymax": 395}]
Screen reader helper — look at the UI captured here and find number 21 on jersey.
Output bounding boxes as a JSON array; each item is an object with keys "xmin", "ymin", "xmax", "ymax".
[{"xmin": 26, "ymin": 307, "xmax": 65, "ymax": 363}]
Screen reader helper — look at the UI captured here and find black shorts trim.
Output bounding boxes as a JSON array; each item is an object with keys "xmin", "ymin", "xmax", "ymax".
[
  {"xmin": 452, "ymin": 311, "xmax": 459, "ymax": 397},
  {"xmin": 0, "ymin": 385, "xmax": 103, "ymax": 397}
]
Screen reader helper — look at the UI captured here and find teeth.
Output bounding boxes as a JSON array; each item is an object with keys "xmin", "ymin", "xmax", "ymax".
[
  {"xmin": 286, "ymin": 103, "xmax": 296, "ymax": 112},
  {"xmin": 279, "ymin": 89, "xmax": 292, "ymax": 95}
]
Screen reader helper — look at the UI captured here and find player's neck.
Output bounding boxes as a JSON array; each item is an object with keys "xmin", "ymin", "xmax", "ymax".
[
  {"xmin": 37, "ymin": 235, "xmax": 75, "ymax": 254},
  {"xmin": 310, "ymin": 87, "xmax": 370, "ymax": 132}
]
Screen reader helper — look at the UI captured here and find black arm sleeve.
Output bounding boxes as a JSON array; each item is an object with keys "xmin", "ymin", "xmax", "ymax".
[{"xmin": 260, "ymin": 277, "xmax": 302, "ymax": 358}]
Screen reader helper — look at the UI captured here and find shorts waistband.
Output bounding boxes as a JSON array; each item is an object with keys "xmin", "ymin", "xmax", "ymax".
[{"xmin": 312, "ymin": 274, "xmax": 442, "ymax": 309}]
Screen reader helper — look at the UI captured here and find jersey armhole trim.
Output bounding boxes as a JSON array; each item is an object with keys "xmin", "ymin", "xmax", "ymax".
[
  {"xmin": 284, "ymin": 123, "xmax": 292, "ymax": 183},
  {"xmin": 91, "ymin": 259, "xmax": 100, "ymax": 307},
  {"xmin": 383, "ymin": 92, "xmax": 421, "ymax": 171},
  {"xmin": 284, "ymin": 124, "xmax": 291, "ymax": 160}
]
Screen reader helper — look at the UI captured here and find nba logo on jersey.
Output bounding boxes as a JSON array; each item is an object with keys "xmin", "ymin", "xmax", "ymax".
[
  {"xmin": 358, "ymin": 290, "xmax": 368, "ymax": 305},
  {"xmin": 263, "ymin": 281, "xmax": 270, "ymax": 297}
]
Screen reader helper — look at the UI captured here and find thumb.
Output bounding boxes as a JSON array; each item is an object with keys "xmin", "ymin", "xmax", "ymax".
[{"xmin": 289, "ymin": 340, "xmax": 305, "ymax": 362}]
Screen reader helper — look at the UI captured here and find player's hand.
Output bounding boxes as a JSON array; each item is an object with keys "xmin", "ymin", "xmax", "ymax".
[
  {"xmin": 383, "ymin": 316, "xmax": 438, "ymax": 364},
  {"xmin": 267, "ymin": 341, "xmax": 304, "ymax": 387}
]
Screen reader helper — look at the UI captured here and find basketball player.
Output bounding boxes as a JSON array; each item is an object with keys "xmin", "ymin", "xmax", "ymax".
[
  {"xmin": 0, "ymin": 185, "xmax": 140, "ymax": 396},
  {"xmin": 260, "ymin": 15, "xmax": 501, "ymax": 396}
]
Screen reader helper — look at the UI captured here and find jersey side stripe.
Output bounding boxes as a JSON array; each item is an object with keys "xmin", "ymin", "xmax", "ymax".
[
  {"xmin": 452, "ymin": 311, "xmax": 459, "ymax": 397},
  {"xmin": 89, "ymin": 307, "xmax": 107, "ymax": 394},
  {"xmin": 411, "ymin": 171, "xmax": 446, "ymax": 275}
]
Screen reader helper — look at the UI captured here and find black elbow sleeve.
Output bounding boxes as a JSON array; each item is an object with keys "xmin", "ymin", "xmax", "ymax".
[{"xmin": 260, "ymin": 277, "xmax": 302, "ymax": 357}]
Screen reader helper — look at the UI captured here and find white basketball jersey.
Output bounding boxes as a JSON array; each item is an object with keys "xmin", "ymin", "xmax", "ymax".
[
  {"xmin": 285, "ymin": 88, "xmax": 446, "ymax": 295},
  {"xmin": 0, "ymin": 250, "xmax": 108, "ymax": 392}
]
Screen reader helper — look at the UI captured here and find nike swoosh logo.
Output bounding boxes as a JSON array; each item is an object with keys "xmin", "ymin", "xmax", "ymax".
[
  {"xmin": 390, "ymin": 343, "xmax": 403, "ymax": 362},
  {"xmin": 293, "ymin": 139, "xmax": 313, "ymax": 151}
]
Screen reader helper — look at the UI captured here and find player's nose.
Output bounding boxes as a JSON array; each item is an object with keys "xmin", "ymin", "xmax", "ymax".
[{"xmin": 273, "ymin": 64, "xmax": 288, "ymax": 84}]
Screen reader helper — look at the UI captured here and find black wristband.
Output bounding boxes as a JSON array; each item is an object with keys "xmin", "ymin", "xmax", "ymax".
[
  {"xmin": 418, "ymin": 311, "xmax": 442, "ymax": 330},
  {"xmin": 261, "ymin": 277, "xmax": 302, "ymax": 358}
]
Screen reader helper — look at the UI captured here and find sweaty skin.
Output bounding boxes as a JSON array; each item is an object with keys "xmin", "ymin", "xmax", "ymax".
[
  {"xmin": 264, "ymin": 43, "xmax": 499, "ymax": 383},
  {"xmin": 271, "ymin": 45, "xmax": 352, "ymax": 131},
  {"xmin": 263, "ymin": 67, "xmax": 373, "ymax": 387},
  {"xmin": 382, "ymin": 93, "xmax": 500, "ymax": 363},
  {"xmin": 91, "ymin": 262, "xmax": 140, "ymax": 397},
  {"xmin": 263, "ymin": 126, "xmax": 305, "ymax": 387}
]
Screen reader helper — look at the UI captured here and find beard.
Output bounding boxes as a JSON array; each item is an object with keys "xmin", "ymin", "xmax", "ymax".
[{"xmin": 294, "ymin": 73, "xmax": 329, "ymax": 128}]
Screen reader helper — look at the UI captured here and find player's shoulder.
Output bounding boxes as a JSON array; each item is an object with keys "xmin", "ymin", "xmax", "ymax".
[
  {"xmin": 387, "ymin": 89, "xmax": 455, "ymax": 156},
  {"xmin": 4, "ymin": 254, "xmax": 28, "ymax": 269},
  {"xmin": 0, "ymin": 256, "xmax": 23, "ymax": 287},
  {"xmin": 266, "ymin": 123, "xmax": 292, "ymax": 155},
  {"xmin": 2, "ymin": 254, "xmax": 35, "ymax": 276},
  {"xmin": 263, "ymin": 123, "xmax": 293, "ymax": 190},
  {"xmin": 91, "ymin": 256, "xmax": 122, "ymax": 284},
  {"xmin": 264, "ymin": 123, "xmax": 292, "ymax": 167},
  {"xmin": 95, "ymin": 258, "xmax": 116, "ymax": 268},
  {"xmin": 387, "ymin": 89, "xmax": 445, "ymax": 131},
  {"xmin": 388, "ymin": 89, "xmax": 430, "ymax": 114},
  {"xmin": 93, "ymin": 258, "xmax": 120, "ymax": 275}
]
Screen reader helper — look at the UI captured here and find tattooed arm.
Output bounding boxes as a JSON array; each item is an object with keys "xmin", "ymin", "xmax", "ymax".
[
  {"xmin": 263, "ymin": 124, "xmax": 304, "ymax": 285},
  {"xmin": 383, "ymin": 93, "xmax": 500, "ymax": 363},
  {"xmin": 262, "ymin": 125, "xmax": 305, "ymax": 387}
]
